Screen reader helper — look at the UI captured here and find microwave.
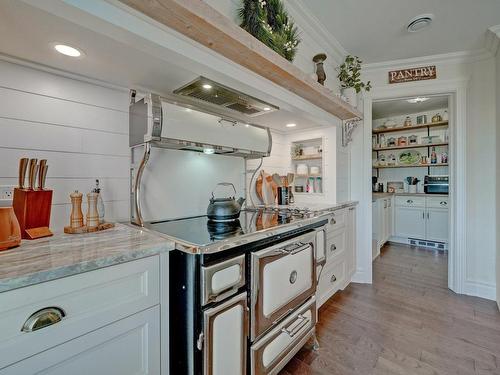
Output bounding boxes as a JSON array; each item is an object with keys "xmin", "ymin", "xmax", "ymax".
[{"xmin": 424, "ymin": 175, "xmax": 449, "ymax": 194}]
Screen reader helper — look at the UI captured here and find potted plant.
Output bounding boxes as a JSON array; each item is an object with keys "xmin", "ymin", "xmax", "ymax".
[{"xmin": 337, "ymin": 55, "xmax": 371, "ymax": 107}]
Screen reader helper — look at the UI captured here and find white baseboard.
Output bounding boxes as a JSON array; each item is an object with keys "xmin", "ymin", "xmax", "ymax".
[{"xmin": 463, "ymin": 280, "xmax": 496, "ymax": 301}]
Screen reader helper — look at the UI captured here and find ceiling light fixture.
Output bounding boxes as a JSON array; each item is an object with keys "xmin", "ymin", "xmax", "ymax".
[
  {"xmin": 263, "ymin": 107, "xmax": 271, "ymax": 111},
  {"xmin": 203, "ymin": 147, "xmax": 215, "ymax": 154},
  {"xmin": 286, "ymin": 123, "xmax": 297, "ymax": 128},
  {"xmin": 53, "ymin": 44, "xmax": 83, "ymax": 57},
  {"xmin": 202, "ymin": 84, "xmax": 212, "ymax": 90},
  {"xmin": 407, "ymin": 14, "xmax": 434, "ymax": 33},
  {"xmin": 407, "ymin": 97, "xmax": 430, "ymax": 104}
]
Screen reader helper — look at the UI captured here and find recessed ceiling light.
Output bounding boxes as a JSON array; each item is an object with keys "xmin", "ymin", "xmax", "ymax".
[
  {"xmin": 203, "ymin": 147, "xmax": 215, "ymax": 154},
  {"xmin": 407, "ymin": 14, "xmax": 434, "ymax": 33},
  {"xmin": 53, "ymin": 44, "xmax": 83, "ymax": 57},
  {"xmin": 185, "ymin": 108, "xmax": 192, "ymax": 112},
  {"xmin": 286, "ymin": 123, "xmax": 297, "ymax": 128},
  {"xmin": 407, "ymin": 97, "xmax": 430, "ymax": 104},
  {"xmin": 244, "ymin": 124, "xmax": 250, "ymax": 128},
  {"xmin": 202, "ymin": 84, "xmax": 212, "ymax": 90},
  {"xmin": 263, "ymin": 107, "xmax": 271, "ymax": 111}
]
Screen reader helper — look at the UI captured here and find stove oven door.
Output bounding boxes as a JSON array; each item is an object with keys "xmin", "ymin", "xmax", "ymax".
[{"xmin": 251, "ymin": 230, "xmax": 316, "ymax": 341}]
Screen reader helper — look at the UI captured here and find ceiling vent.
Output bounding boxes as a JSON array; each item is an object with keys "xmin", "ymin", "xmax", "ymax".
[
  {"xmin": 407, "ymin": 14, "xmax": 434, "ymax": 33},
  {"xmin": 173, "ymin": 77, "xmax": 279, "ymax": 117}
]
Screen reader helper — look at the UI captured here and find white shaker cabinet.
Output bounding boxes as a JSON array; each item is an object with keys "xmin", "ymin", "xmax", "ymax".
[
  {"xmin": 1, "ymin": 307, "xmax": 161, "ymax": 375},
  {"xmin": 394, "ymin": 206, "xmax": 426, "ymax": 239},
  {"xmin": 372, "ymin": 197, "xmax": 394, "ymax": 259}
]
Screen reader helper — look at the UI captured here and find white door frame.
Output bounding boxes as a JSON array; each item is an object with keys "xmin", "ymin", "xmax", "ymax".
[{"xmin": 360, "ymin": 78, "xmax": 468, "ymax": 293}]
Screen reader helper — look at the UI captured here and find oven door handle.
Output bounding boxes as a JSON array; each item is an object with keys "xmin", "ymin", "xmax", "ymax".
[
  {"xmin": 278, "ymin": 243, "xmax": 312, "ymax": 256},
  {"xmin": 281, "ymin": 314, "xmax": 310, "ymax": 338}
]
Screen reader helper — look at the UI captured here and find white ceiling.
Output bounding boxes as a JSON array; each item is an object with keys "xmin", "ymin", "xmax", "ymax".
[
  {"xmin": 372, "ymin": 96, "xmax": 448, "ymax": 119},
  {"xmin": 301, "ymin": 0, "xmax": 500, "ymax": 63},
  {"xmin": 0, "ymin": 0, "xmax": 329, "ymax": 132}
]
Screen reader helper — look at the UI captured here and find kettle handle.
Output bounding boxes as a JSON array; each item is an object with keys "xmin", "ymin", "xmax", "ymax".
[{"xmin": 211, "ymin": 182, "xmax": 237, "ymax": 199}]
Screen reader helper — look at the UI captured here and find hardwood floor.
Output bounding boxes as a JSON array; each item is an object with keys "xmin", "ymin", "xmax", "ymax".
[{"xmin": 280, "ymin": 243, "xmax": 500, "ymax": 375}]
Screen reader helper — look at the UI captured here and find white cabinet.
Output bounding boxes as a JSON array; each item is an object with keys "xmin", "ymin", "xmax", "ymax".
[
  {"xmin": 393, "ymin": 195, "xmax": 449, "ymax": 246},
  {"xmin": 426, "ymin": 208, "xmax": 449, "ymax": 242},
  {"xmin": 318, "ymin": 206, "xmax": 356, "ymax": 307},
  {"xmin": 372, "ymin": 197, "xmax": 393, "ymax": 259},
  {"xmin": 1, "ymin": 307, "xmax": 160, "ymax": 375},
  {"xmin": 0, "ymin": 256, "xmax": 165, "ymax": 374},
  {"xmin": 394, "ymin": 206, "xmax": 426, "ymax": 239}
]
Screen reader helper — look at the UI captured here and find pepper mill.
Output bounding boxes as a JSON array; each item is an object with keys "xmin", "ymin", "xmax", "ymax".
[
  {"xmin": 69, "ymin": 191, "xmax": 84, "ymax": 229},
  {"xmin": 86, "ymin": 192, "xmax": 99, "ymax": 230}
]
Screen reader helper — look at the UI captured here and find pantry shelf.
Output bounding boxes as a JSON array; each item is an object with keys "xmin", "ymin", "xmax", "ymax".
[
  {"xmin": 291, "ymin": 154, "xmax": 323, "ymax": 161},
  {"xmin": 373, "ymin": 142, "xmax": 449, "ymax": 152},
  {"xmin": 372, "ymin": 121, "xmax": 448, "ymax": 134},
  {"xmin": 373, "ymin": 163, "xmax": 449, "ymax": 169}
]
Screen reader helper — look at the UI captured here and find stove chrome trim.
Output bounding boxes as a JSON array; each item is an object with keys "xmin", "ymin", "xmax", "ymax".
[
  {"xmin": 250, "ymin": 231, "xmax": 317, "ymax": 341},
  {"xmin": 201, "ymin": 254, "xmax": 246, "ymax": 306}
]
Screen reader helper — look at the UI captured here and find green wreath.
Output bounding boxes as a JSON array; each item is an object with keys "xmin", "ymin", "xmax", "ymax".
[{"xmin": 238, "ymin": 0, "xmax": 300, "ymax": 62}]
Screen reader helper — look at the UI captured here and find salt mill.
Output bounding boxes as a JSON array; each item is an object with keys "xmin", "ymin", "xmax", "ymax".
[
  {"xmin": 69, "ymin": 191, "xmax": 84, "ymax": 229},
  {"xmin": 86, "ymin": 192, "xmax": 99, "ymax": 229}
]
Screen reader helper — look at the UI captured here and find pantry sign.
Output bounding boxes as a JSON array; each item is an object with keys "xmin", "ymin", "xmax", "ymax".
[{"xmin": 388, "ymin": 65, "xmax": 436, "ymax": 84}]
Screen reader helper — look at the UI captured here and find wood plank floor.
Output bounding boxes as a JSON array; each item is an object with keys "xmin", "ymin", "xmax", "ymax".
[{"xmin": 280, "ymin": 243, "xmax": 500, "ymax": 375}]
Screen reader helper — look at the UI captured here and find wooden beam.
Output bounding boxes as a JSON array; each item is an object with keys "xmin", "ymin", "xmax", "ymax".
[{"xmin": 118, "ymin": 0, "xmax": 362, "ymax": 120}]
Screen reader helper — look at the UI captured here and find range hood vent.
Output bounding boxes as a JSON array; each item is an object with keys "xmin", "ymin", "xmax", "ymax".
[{"xmin": 173, "ymin": 77, "xmax": 278, "ymax": 117}]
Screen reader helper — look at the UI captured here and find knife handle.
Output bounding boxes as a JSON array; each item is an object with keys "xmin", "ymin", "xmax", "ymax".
[
  {"xmin": 18, "ymin": 158, "xmax": 29, "ymax": 189},
  {"xmin": 28, "ymin": 159, "xmax": 38, "ymax": 190},
  {"xmin": 37, "ymin": 160, "xmax": 47, "ymax": 190},
  {"xmin": 40, "ymin": 165, "xmax": 48, "ymax": 190}
]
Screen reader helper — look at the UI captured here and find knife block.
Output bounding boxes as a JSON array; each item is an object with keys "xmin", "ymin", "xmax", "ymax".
[{"xmin": 13, "ymin": 188, "xmax": 53, "ymax": 239}]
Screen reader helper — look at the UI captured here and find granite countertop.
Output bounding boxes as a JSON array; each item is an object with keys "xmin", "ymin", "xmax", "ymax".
[
  {"xmin": 248, "ymin": 201, "xmax": 358, "ymax": 212},
  {"xmin": 0, "ymin": 224, "xmax": 174, "ymax": 293}
]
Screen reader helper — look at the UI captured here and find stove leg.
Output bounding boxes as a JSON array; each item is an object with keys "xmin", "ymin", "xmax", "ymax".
[{"xmin": 306, "ymin": 333, "xmax": 320, "ymax": 352}]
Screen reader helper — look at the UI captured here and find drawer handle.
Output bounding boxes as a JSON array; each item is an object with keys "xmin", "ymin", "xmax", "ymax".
[
  {"xmin": 282, "ymin": 314, "xmax": 309, "ymax": 338},
  {"xmin": 440, "ymin": 201, "xmax": 447, "ymax": 206},
  {"xmin": 330, "ymin": 274, "xmax": 337, "ymax": 284},
  {"xmin": 22, "ymin": 307, "xmax": 65, "ymax": 333},
  {"xmin": 330, "ymin": 244, "xmax": 337, "ymax": 252},
  {"xmin": 289, "ymin": 270, "xmax": 298, "ymax": 284},
  {"xmin": 407, "ymin": 200, "xmax": 413, "ymax": 204},
  {"xmin": 329, "ymin": 217, "xmax": 336, "ymax": 225}
]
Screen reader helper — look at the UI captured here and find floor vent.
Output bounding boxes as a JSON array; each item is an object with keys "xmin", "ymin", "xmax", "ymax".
[{"xmin": 408, "ymin": 238, "xmax": 447, "ymax": 251}]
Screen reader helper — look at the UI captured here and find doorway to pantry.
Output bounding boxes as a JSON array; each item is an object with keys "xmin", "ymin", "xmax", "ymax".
[{"xmin": 371, "ymin": 95, "xmax": 451, "ymax": 284}]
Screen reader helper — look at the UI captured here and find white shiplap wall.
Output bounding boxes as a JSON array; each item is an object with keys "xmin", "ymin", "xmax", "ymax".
[{"xmin": 0, "ymin": 60, "xmax": 130, "ymax": 231}]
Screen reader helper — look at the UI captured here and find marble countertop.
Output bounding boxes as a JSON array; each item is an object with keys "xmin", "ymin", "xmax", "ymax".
[
  {"xmin": 0, "ymin": 224, "xmax": 174, "ymax": 293},
  {"xmin": 248, "ymin": 201, "xmax": 358, "ymax": 212}
]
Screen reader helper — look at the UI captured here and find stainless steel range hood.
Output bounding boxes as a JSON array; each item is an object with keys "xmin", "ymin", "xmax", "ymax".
[{"xmin": 129, "ymin": 92, "xmax": 272, "ymax": 158}]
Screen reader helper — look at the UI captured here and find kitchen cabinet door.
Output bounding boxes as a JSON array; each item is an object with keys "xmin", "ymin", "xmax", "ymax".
[
  {"xmin": 426, "ymin": 208, "xmax": 449, "ymax": 243},
  {"xmin": 2, "ymin": 306, "xmax": 160, "ymax": 375},
  {"xmin": 346, "ymin": 207, "xmax": 356, "ymax": 278},
  {"xmin": 387, "ymin": 198, "xmax": 394, "ymax": 240},
  {"xmin": 394, "ymin": 207, "xmax": 426, "ymax": 239},
  {"xmin": 204, "ymin": 293, "xmax": 247, "ymax": 375}
]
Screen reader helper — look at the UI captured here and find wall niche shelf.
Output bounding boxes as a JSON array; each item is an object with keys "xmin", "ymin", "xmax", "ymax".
[
  {"xmin": 372, "ymin": 121, "xmax": 448, "ymax": 134},
  {"xmin": 291, "ymin": 138, "xmax": 323, "ymax": 194}
]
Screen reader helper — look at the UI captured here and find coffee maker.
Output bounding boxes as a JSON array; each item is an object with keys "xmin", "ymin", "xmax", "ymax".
[{"xmin": 372, "ymin": 176, "xmax": 384, "ymax": 192}]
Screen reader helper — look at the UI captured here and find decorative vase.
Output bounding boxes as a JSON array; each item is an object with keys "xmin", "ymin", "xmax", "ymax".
[
  {"xmin": 342, "ymin": 87, "xmax": 357, "ymax": 107},
  {"xmin": 313, "ymin": 54, "xmax": 327, "ymax": 85}
]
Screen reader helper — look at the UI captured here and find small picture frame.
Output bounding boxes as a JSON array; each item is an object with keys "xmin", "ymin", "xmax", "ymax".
[{"xmin": 416, "ymin": 115, "xmax": 427, "ymax": 125}]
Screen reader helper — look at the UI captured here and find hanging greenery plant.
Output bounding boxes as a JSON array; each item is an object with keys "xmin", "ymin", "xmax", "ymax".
[
  {"xmin": 337, "ymin": 55, "xmax": 372, "ymax": 93},
  {"xmin": 238, "ymin": 0, "xmax": 300, "ymax": 62}
]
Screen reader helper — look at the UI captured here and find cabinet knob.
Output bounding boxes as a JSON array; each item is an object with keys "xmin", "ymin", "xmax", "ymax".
[
  {"xmin": 330, "ymin": 274, "xmax": 337, "ymax": 284},
  {"xmin": 330, "ymin": 244, "xmax": 337, "ymax": 252},
  {"xmin": 329, "ymin": 217, "xmax": 336, "ymax": 225}
]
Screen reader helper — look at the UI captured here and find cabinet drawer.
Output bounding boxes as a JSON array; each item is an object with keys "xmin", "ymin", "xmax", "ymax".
[
  {"xmin": 318, "ymin": 259, "xmax": 346, "ymax": 307},
  {"xmin": 326, "ymin": 209, "xmax": 346, "ymax": 231},
  {"xmin": 1, "ymin": 306, "xmax": 160, "ymax": 375},
  {"xmin": 0, "ymin": 256, "xmax": 160, "ymax": 369},
  {"xmin": 326, "ymin": 228, "xmax": 346, "ymax": 264},
  {"xmin": 426, "ymin": 196, "xmax": 449, "ymax": 209},
  {"xmin": 395, "ymin": 196, "xmax": 425, "ymax": 208}
]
